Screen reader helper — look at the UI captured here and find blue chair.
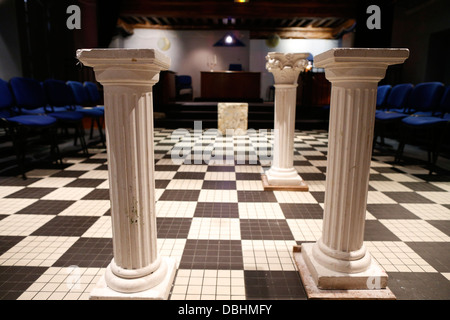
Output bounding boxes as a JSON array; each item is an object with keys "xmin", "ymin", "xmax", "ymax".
[
  {"xmin": 84, "ymin": 81, "xmax": 103, "ymax": 107},
  {"xmin": 43, "ymin": 79, "xmax": 88, "ymax": 155},
  {"xmin": 229, "ymin": 64, "xmax": 243, "ymax": 71},
  {"xmin": 374, "ymin": 83, "xmax": 414, "ymax": 146},
  {"xmin": 1, "ymin": 78, "xmax": 61, "ymax": 179},
  {"xmin": 405, "ymin": 82, "xmax": 445, "ymax": 117},
  {"xmin": 175, "ymin": 75, "xmax": 193, "ymax": 101},
  {"xmin": 67, "ymin": 81, "xmax": 105, "ymax": 147},
  {"xmin": 395, "ymin": 83, "xmax": 447, "ymax": 170},
  {"xmin": 376, "ymin": 85, "xmax": 392, "ymax": 111}
]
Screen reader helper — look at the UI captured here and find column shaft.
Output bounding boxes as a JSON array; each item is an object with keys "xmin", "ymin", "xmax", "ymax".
[
  {"xmin": 77, "ymin": 49, "xmax": 176, "ymax": 299},
  {"xmin": 322, "ymin": 83, "xmax": 377, "ymax": 254},
  {"xmin": 299, "ymin": 48, "xmax": 409, "ymax": 291},
  {"xmin": 264, "ymin": 52, "xmax": 309, "ymax": 189},
  {"xmin": 105, "ymin": 87, "xmax": 157, "ymax": 269},
  {"xmin": 272, "ymin": 85, "xmax": 297, "ymax": 171}
]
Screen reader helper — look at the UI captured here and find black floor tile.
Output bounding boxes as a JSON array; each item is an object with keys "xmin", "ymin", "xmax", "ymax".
[
  {"xmin": 173, "ymin": 172, "xmax": 205, "ymax": 180},
  {"xmin": 194, "ymin": 202, "xmax": 239, "ymax": 218},
  {"xmin": 31, "ymin": 216, "xmax": 99, "ymax": 237},
  {"xmin": 51, "ymin": 170, "xmax": 86, "ymax": 178},
  {"xmin": 244, "ymin": 270, "xmax": 306, "ymax": 300},
  {"xmin": 207, "ymin": 166, "xmax": 235, "ymax": 172},
  {"xmin": 65, "ymin": 179, "xmax": 106, "ymax": 188},
  {"xmin": 280, "ymin": 203, "xmax": 323, "ymax": 219},
  {"xmin": 364, "ymin": 220, "xmax": 401, "ymax": 241},
  {"xmin": 366, "ymin": 204, "xmax": 419, "ymax": 219},
  {"xmin": 309, "ymin": 191, "xmax": 325, "ymax": 203},
  {"xmin": 384, "ymin": 192, "xmax": 434, "ymax": 203},
  {"xmin": 0, "ymin": 236, "xmax": 25, "ymax": 256},
  {"xmin": 0, "ymin": 177, "xmax": 40, "ymax": 186},
  {"xmin": 405, "ymin": 242, "xmax": 450, "ymax": 273},
  {"xmin": 179, "ymin": 239, "xmax": 243, "ymax": 270},
  {"xmin": 400, "ymin": 182, "xmax": 447, "ymax": 192},
  {"xmin": 236, "ymin": 173, "xmax": 262, "ymax": 180},
  {"xmin": 237, "ymin": 191, "xmax": 277, "ymax": 202},
  {"xmin": 15, "ymin": 200, "xmax": 75, "ymax": 215},
  {"xmin": 387, "ymin": 272, "xmax": 450, "ymax": 300},
  {"xmin": 82, "ymin": 189, "xmax": 110, "ymax": 200},
  {"xmin": 0, "ymin": 266, "xmax": 48, "ymax": 300},
  {"xmin": 5, "ymin": 187, "xmax": 56, "ymax": 199},
  {"xmin": 53, "ymin": 238, "xmax": 113, "ymax": 268},
  {"xmin": 157, "ymin": 217, "xmax": 192, "ymax": 238},
  {"xmin": 159, "ymin": 190, "xmax": 200, "ymax": 201},
  {"xmin": 202, "ymin": 180, "xmax": 236, "ymax": 190},
  {"xmin": 240, "ymin": 219, "xmax": 294, "ymax": 240},
  {"xmin": 428, "ymin": 220, "xmax": 450, "ymax": 237}
]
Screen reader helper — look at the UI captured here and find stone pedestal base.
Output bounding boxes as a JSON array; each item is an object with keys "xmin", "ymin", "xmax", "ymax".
[
  {"xmin": 261, "ymin": 174, "xmax": 308, "ymax": 191},
  {"xmin": 293, "ymin": 245, "xmax": 395, "ymax": 300},
  {"xmin": 89, "ymin": 257, "xmax": 176, "ymax": 300}
]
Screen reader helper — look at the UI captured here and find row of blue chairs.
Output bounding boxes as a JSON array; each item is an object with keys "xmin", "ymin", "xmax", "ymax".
[
  {"xmin": 0, "ymin": 77, "xmax": 104, "ymax": 179},
  {"xmin": 374, "ymin": 82, "xmax": 450, "ymax": 171}
]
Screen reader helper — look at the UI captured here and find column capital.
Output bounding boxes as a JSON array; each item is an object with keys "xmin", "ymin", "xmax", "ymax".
[
  {"xmin": 314, "ymin": 48, "xmax": 409, "ymax": 83},
  {"xmin": 266, "ymin": 52, "xmax": 310, "ymax": 85},
  {"xmin": 77, "ymin": 49, "xmax": 170, "ymax": 86}
]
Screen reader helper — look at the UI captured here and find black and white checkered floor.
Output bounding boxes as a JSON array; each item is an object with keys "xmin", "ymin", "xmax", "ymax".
[{"xmin": 1, "ymin": 128, "xmax": 449, "ymax": 300}]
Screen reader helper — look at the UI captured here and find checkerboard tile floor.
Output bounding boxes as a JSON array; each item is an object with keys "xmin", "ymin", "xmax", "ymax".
[{"xmin": 1, "ymin": 128, "xmax": 450, "ymax": 300}]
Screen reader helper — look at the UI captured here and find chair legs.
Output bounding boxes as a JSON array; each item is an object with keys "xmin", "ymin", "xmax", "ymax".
[
  {"xmin": 88, "ymin": 117, "xmax": 106, "ymax": 148},
  {"xmin": 395, "ymin": 124, "xmax": 446, "ymax": 175},
  {"xmin": 9, "ymin": 126, "xmax": 63, "ymax": 180},
  {"xmin": 67, "ymin": 122, "xmax": 89, "ymax": 155},
  {"xmin": 96, "ymin": 117, "xmax": 106, "ymax": 148},
  {"xmin": 75, "ymin": 124, "xmax": 89, "ymax": 155}
]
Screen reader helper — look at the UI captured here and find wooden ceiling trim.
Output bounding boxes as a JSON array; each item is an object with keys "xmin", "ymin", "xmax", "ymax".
[{"xmin": 120, "ymin": 0, "xmax": 359, "ymax": 20}]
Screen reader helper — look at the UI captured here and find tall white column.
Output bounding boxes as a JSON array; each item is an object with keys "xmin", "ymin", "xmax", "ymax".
[
  {"xmin": 299, "ymin": 48, "xmax": 409, "ymax": 291},
  {"xmin": 263, "ymin": 52, "xmax": 309, "ymax": 191},
  {"xmin": 77, "ymin": 49, "xmax": 176, "ymax": 299}
]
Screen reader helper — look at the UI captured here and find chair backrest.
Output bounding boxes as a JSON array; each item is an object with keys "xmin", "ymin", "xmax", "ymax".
[
  {"xmin": 0, "ymin": 79, "xmax": 14, "ymax": 110},
  {"xmin": 9, "ymin": 77, "xmax": 47, "ymax": 110},
  {"xmin": 229, "ymin": 64, "xmax": 242, "ymax": 71},
  {"xmin": 67, "ymin": 80, "xmax": 90, "ymax": 105},
  {"xmin": 376, "ymin": 85, "xmax": 391, "ymax": 109},
  {"xmin": 84, "ymin": 82, "xmax": 101, "ymax": 104},
  {"xmin": 43, "ymin": 79, "xmax": 76, "ymax": 107},
  {"xmin": 386, "ymin": 83, "xmax": 413, "ymax": 110},
  {"xmin": 409, "ymin": 82, "xmax": 445, "ymax": 112},
  {"xmin": 175, "ymin": 75, "xmax": 192, "ymax": 89},
  {"xmin": 439, "ymin": 86, "xmax": 450, "ymax": 114}
]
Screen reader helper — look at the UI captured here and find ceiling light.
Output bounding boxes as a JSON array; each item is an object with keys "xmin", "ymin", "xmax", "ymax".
[{"xmin": 214, "ymin": 33, "xmax": 245, "ymax": 47}]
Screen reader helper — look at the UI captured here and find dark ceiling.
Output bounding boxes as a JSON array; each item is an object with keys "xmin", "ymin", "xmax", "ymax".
[{"xmin": 117, "ymin": 0, "xmax": 360, "ymax": 39}]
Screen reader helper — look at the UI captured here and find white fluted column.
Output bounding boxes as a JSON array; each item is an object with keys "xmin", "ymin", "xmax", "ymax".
[
  {"xmin": 264, "ymin": 53, "xmax": 309, "ymax": 190},
  {"xmin": 300, "ymin": 48, "xmax": 409, "ymax": 291},
  {"xmin": 77, "ymin": 49, "xmax": 176, "ymax": 299}
]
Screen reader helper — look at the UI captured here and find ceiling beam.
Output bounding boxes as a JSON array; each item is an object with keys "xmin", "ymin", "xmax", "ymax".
[
  {"xmin": 120, "ymin": 0, "xmax": 359, "ymax": 20},
  {"xmin": 250, "ymin": 18, "xmax": 356, "ymax": 40},
  {"xmin": 250, "ymin": 27, "xmax": 335, "ymax": 40}
]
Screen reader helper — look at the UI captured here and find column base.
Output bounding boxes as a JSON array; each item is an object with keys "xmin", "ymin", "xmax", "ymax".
[
  {"xmin": 293, "ymin": 245, "xmax": 395, "ymax": 300},
  {"xmin": 262, "ymin": 174, "xmax": 309, "ymax": 191},
  {"xmin": 295, "ymin": 244, "xmax": 394, "ymax": 299},
  {"xmin": 89, "ymin": 257, "xmax": 176, "ymax": 300}
]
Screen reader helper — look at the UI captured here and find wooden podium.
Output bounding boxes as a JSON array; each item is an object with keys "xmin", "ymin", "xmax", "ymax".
[{"xmin": 200, "ymin": 71, "xmax": 260, "ymax": 101}]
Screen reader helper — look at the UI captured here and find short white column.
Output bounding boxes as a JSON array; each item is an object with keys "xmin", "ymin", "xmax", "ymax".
[
  {"xmin": 299, "ymin": 48, "xmax": 409, "ymax": 292},
  {"xmin": 77, "ymin": 49, "xmax": 176, "ymax": 300},
  {"xmin": 263, "ymin": 52, "xmax": 309, "ymax": 191}
]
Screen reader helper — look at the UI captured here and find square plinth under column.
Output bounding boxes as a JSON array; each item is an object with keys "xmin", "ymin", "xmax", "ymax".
[
  {"xmin": 293, "ymin": 245, "xmax": 396, "ymax": 300},
  {"xmin": 261, "ymin": 174, "xmax": 309, "ymax": 191},
  {"xmin": 89, "ymin": 257, "xmax": 176, "ymax": 300}
]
